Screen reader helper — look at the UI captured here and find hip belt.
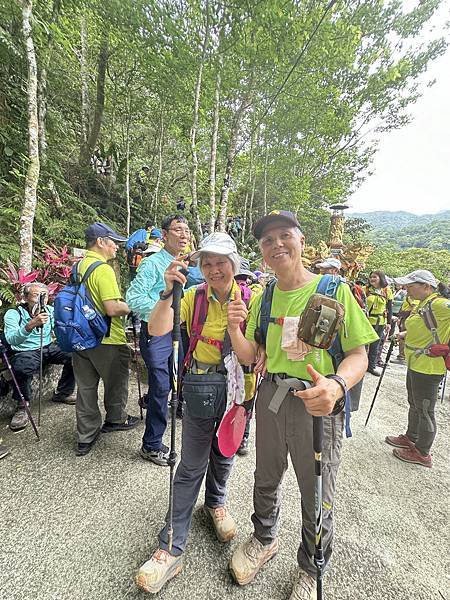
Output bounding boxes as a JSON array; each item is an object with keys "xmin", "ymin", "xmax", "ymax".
[{"xmin": 265, "ymin": 372, "xmax": 311, "ymax": 414}]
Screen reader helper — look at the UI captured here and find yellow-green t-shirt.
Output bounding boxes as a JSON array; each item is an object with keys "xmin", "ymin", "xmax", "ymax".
[
  {"xmin": 181, "ymin": 281, "xmax": 257, "ymax": 399},
  {"xmin": 405, "ymin": 293, "xmax": 450, "ymax": 375},
  {"xmin": 78, "ymin": 250, "xmax": 126, "ymax": 345},
  {"xmin": 245, "ymin": 275, "xmax": 378, "ymax": 380},
  {"xmin": 366, "ymin": 285, "xmax": 394, "ymax": 326}
]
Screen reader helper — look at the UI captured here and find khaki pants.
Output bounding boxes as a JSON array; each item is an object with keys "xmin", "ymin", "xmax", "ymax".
[
  {"xmin": 252, "ymin": 380, "xmax": 344, "ymax": 577},
  {"xmin": 72, "ymin": 344, "xmax": 130, "ymax": 444}
]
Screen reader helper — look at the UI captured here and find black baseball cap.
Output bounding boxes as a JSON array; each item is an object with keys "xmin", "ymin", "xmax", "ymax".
[
  {"xmin": 252, "ymin": 210, "xmax": 301, "ymax": 240},
  {"xmin": 85, "ymin": 222, "xmax": 127, "ymax": 243}
]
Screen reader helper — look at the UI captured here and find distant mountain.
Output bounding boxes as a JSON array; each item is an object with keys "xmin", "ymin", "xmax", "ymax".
[{"xmin": 347, "ymin": 210, "xmax": 450, "ymax": 250}]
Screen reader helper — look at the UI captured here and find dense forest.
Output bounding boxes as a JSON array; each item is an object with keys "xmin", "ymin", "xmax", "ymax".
[
  {"xmin": 349, "ymin": 210, "xmax": 450, "ymax": 250},
  {"xmin": 0, "ymin": 0, "xmax": 448, "ymax": 284}
]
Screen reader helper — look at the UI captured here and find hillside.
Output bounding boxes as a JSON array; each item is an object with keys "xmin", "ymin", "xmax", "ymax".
[{"xmin": 348, "ymin": 210, "xmax": 450, "ymax": 250}]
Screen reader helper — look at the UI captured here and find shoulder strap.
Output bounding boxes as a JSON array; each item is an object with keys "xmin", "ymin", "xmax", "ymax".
[
  {"xmin": 182, "ymin": 283, "xmax": 209, "ymax": 371},
  {"xmin": 316, "ymin": 274, "xmax": 341, "ymax": 298},
  {"xmin": 80, "ymin": 261, "xmax": 105, "ymax": 285},
  {"xmin": 259, "ymin": 279, "xmax": 277, "ymax": 347},
  {"xmin": 419, "ymin": 297, "xmax": 440, "ymax": 344}
]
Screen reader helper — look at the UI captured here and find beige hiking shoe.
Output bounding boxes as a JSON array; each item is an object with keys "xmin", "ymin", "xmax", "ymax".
[
  {"xmin": 204, "ymin": 505, "xmax": 237, "ymax": 542},
  {"xmin": 229, "ymin": 534, "xmax": 278, "ymax": 585},
  {"xmin": 289, "ymin": 568, "xmax": 317, "ymax": 600},
  {"xmin": 135, "ymin": 549, "xmax": 183, "ymax": 593}
]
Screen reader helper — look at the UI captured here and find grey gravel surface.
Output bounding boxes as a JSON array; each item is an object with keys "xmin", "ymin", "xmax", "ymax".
[{"xmin": 0, "ymin": 361, "xmax": 449, "ymax": 600}]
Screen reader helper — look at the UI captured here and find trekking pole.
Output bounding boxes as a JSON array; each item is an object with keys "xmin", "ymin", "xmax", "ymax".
[
  {"xmin": 440, "ymin": 372, "xmax": 447, "ymax": 404},
  {"xmin": 365, "ymin": 336, "xmax": 396, "ymax": 427},
  {"xmin": 37, "ymin": 291, "xmax": 46, "ymax": 427},
  {"xmin": 0, "ymin": 341, "xmax": 40, "ymax": 440},
  {"xmin": 313, "ymin": 416, "xmax": 324, "ymax": 600},
  {"xmin": 131, "ymin": 317, "xmax": 143, "ymax": 420},
  {"xmin": 168, "ymin": 279, "xmax": 183, "ymax": 552}
]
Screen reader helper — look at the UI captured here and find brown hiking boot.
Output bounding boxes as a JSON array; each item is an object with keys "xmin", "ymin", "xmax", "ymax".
[
  {"xmin": 204, "ymin": 505, "xmax": 237, "ymax": 542},
  {"xmin": 289, "ymin": 568, "xmax": 317, "ymax": 600},
  {"xmin": 229, "ymin": 534, "xmax": 278, "ymax": 585},
  {"xmin": 393, "ymin": 446, "xmax": 432, "ymax": 468},
  {"xmin": 385, "ymin": 434, "xmax": 414, "ymax": 449},
  {"xmin": 135, "ymin": 549, "xmax": 183, "ymax": 593}
]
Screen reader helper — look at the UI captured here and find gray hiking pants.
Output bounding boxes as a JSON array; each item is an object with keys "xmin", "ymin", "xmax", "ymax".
[
  {"xmin": 158, "ymin": 396, "xmax": 234, "ymax": 556},
  {"xmin": 405, "ymin": 368, "xmax": 443, "ymax": 455},
  {"xmin": 252, "ymin": 380, "xmax": 344, "ymax": 578},
  {"xmin": 72, "ymin": 344, "xmax": 130, "ymax": 444}
]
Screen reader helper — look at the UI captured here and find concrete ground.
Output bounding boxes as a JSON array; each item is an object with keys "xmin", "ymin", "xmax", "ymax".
[{"xmin": 0, "ymin": 359, "xmax": 449, "ymax": 600}]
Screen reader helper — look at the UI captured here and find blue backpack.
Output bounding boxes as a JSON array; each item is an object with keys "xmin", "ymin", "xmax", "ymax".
[
  {"xmin": 256, "ymin": 274, "xmax": 362, "ymax": 438},
  {"xmin": 54, "ymin": 261, "xmax": 111, "ymax": 352}
]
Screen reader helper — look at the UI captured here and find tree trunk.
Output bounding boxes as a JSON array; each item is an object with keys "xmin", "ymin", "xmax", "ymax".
[
  {"xmin": 241, "ymin": 126, "xmax": 255, "ymax": 240},
  {"xmin": 79, "ymin": 28, "xmax": 108, "ymax": 166},
  {"xmin": 20, "ymin": 0, "xmax": 40, "ymax": 273},
  {"xmin": 263, "ymin": 143, "xmax": 269, "ymax": 215},
  {"xmin": 125, "ymin": 94, "xmax": 131, "ymax": 236},
  {"xmin": 248, "ymin": 125, "xmax": 260, "ymax": 232},
  {"xmin": 217, "ymin": 93, "xmax": 251, "ymax": 231},
  {"xmin": 208, "ymin": 67, "xmax": 220, "ymax": 233},
  {"xmin": 80, "ymin": 14, "xmax": 90, "ymax": 145},
  {"xmin": 152, "ymin": 112, "xmax": 164, "ymax": 221},
  {"xmin": 190, "ymin": 1, "xmax": 210, "ymax": 241}
]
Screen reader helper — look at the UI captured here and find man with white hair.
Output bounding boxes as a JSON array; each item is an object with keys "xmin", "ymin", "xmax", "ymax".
[{"xmin": 4, "ymin": 282, "xmax": 75, "ymax": 431}]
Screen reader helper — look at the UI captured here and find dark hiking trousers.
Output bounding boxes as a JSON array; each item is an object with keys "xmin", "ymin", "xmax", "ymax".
[
  {"xmin": 405, "ymin": 368, "xmax": 443, "ymax": 455},
  {"xmin": 10, "ymin": 343, "xmax": 75, "ymax": 406},
  {"xmin": 158, "ymin": 388, "xmax": 234, "ymax": 556},
  {"xmin": 368, "ymin": 324, "xmax": 384, "ymax": 369},
  {"xmin": 252, "ymin": 380, "xmax": 344, "ymax": 578},
  {"xmin": 139, "ymin": 325, "xmax": 172, "ymax": 452}
]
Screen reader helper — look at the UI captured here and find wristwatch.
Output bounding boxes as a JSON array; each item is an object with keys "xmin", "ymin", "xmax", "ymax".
[
  {"xmin": 159, "ymin": 288, "xmax": 173, "ymax": 301},
  {"xmin": 325, "ymin": 374, "xmax": 347, "ymax": 416}
]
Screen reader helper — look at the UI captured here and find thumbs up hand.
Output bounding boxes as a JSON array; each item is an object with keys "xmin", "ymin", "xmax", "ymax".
[
  {"xmin": 294, "ymin": 363, "xmax": 343, "ymax": 416},
  {"xmin": 227, "ymin": 287, "xmax": 248, "ymax": 332}
]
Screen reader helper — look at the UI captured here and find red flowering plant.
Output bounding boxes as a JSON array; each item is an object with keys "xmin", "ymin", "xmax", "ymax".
[{"xmin": 0, "ymin": 245, "xmax": 76, "ymax": 308}]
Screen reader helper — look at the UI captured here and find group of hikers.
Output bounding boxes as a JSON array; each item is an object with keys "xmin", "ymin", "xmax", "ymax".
[{"xmin": 0, "ymin": 209, "xmax": 449, "ymax": 600}]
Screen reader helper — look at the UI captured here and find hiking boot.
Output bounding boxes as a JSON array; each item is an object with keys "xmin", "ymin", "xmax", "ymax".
[
  {"xmin": 140, "ymin": 444, "xmax": 170, "ymax": 466},
  {"xmin": 0, "ymin": 441, "xmax": 10, "ymax": 460},
  {"xmin": 237, "ymin": 437, "xmax": 249, "ymax": 456},
  {"xmin": 385, "ymin": 434, "xmax": 414, "ymax": 449},
  {"xmin": 135, "ymin": 549, "xmax": 183, "ymax": 593},
  {"xmin": 289, "ymin": 568, "xmax": 317, "ymax": 600},
  {"xmin": 52, "ymin": 391, "xmax": 76, "ymax": 405},
  {"xmin": 101, "ymin": 414, "xmax": 139, "ymax": 433},
  {"xmin": 229, "ymin": 535, "xmax": 279, "ymax": 585},
  {"xmin": 393, "ymin": 446, "xmax": 432, "ymax": 468},
  {"xmin": 75, "ymin": 430, "xmax": 101, "ymax": 457},
  {"xmin": 204, "ymin": 505, "xmax": 237, "ymax": 542},
  {"xmin": 367, "ymin": 367, "xmax": 381, "ymax": 377},
  {"xmin": 10, "ymin": 408, "xmax": 29, "ymax": 432}
]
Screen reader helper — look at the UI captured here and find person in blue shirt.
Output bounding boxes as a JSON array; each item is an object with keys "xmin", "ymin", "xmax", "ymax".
[
  {"xmin": 126, "ymin": 214, "xmax": 191, "ymax": 465},
  {"xmin": 4, "ymin": 282, "xmax": 75, "ymax": 431}
]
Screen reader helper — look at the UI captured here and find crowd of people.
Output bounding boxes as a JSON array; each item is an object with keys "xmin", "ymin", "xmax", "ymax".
[{"xmin": 0, "ymin": 209, "xmax": 448, "ymax": 599}]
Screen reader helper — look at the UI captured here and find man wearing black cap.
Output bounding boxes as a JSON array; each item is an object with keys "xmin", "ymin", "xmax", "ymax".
[
  {"xmin": 227, "ymin": 210, "xmax": 377, "ymax": 599},
  {"xmin": 72, "ymin": 222, "xmax": 139, "ymax": 456}
]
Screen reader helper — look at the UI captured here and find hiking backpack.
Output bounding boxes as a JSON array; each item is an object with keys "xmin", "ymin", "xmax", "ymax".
[
  {"xmin": 53, "ymin": 261, "xmax": 111, "ymax": 353},
  {"xmin": 255, "ymin": 274, "xmax": 365, "ymax": 437}
]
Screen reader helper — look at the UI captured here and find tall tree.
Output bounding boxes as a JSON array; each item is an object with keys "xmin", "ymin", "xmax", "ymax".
[{"xmin": 20, "ymin": 0, "xmax": 40, "ymax": 272}]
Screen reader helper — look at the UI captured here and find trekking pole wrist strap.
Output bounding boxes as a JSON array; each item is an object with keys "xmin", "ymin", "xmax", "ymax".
[{"xmin": 325, "ymin": 374, "xmax": 347, "ymax": 416}]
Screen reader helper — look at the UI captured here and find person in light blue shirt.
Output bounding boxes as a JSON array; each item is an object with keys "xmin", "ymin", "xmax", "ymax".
[
  {"xmin": 4, "ymin": 282, "xmax": 75, "ymax": 431},
  {"xmin": 126, "ymin": 214, "xmax": 191, "ymax": 465}
]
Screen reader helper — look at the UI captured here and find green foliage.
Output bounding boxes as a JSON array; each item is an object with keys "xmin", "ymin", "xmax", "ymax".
[
  {"xmin": 0, "ymin": 0, "xmax": 447, "ymax": 271},
  {"xmin": 366, "ymin": 246, "xmax": 450, "ymax": 283}
]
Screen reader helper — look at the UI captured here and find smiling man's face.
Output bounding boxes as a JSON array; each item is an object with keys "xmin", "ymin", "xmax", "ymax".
[{"xmin": 258, "ymin": 222, "xmax": 304, "ymax": 273}]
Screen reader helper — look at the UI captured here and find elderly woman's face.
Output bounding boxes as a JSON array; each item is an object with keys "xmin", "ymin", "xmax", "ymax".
[{"xmin": 200, "ymin": 253, "xmax": 234, "ymax": 289}]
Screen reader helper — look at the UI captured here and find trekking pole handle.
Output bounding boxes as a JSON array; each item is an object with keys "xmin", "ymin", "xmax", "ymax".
[
  {"xmin": 171, "ymin": 269, "xmax": 187, "ymax": 336},
  {"xmin": 313, "ymin": 416, "xmax": 323, "ymax": 454}
]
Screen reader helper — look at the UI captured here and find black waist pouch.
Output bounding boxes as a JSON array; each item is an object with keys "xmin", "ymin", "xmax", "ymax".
[{"xmin": 182, "ymin": 372, "xmax": 227, "ymax": 419}]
